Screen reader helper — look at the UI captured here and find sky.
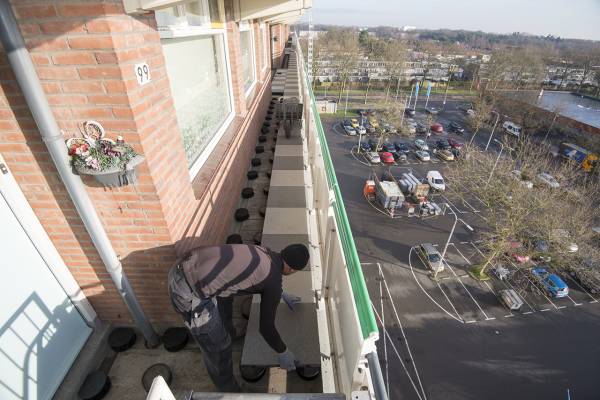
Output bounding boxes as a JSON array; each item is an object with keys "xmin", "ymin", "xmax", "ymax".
[{"xmin": 303, "ymin": 0, "xmax": 600, "ymax": 41}]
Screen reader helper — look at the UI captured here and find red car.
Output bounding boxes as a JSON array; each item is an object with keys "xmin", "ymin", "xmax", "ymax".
[
  {"xmin": 508, "ymin": 240, "xmax": 530, "ymax": 264},
  {"xmin": 431, "ymin": 123, "xmax": 444, "ymax": 135},
  {"xmin": 379, "ymin": 151, "xmax": 395, "ymax": 165},
  {"xmin": 447, "ymin": 138, "xmax": 463, "ymax": 149}
]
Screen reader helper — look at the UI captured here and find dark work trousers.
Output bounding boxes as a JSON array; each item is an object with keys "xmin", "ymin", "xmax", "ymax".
[{"xmin": 168, "ymin": 266, "xmax": 240, "ymax": 392}]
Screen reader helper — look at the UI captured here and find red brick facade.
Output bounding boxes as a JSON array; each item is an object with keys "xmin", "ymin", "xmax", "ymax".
[{"xmin": 0, "ymin": 0, "xmax": 289, "ymax": 325}]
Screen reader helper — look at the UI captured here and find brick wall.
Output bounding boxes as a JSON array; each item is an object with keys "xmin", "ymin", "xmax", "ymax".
[{"xmin": 0, "ymin": 0, "xmax": 280, "ymax": 325}]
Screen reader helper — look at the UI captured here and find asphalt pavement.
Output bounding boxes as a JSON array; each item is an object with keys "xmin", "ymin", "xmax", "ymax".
[{"xmin": 321, "ymin": 106, "xmax": 600, "ymax": 400}]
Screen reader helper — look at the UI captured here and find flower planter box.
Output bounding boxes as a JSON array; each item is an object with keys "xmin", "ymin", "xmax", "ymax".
[{"xmin": 74, "ymin": 155, "xmax": 145, "ymax": 187}]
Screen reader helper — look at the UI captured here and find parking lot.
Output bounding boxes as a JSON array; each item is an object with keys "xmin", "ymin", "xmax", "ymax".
[{"xmin": 321, "ymin": 105, "xmax": 600, "ymax": 400}]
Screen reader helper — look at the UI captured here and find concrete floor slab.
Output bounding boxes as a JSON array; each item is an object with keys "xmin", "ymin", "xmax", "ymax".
[
  {"xmin": 269, "ymin": 170, "xmax": 305, "ymax": 186},
  {"xmin": 272, "ymin": 156, "xmax": 303, "ymax": 171},
  {"xmin": 262, "ymin": 209, "xmax": 308, "ymax": 235},
  {"xmin": 275, "ymin": 145, "xmax": 303, "ymax": 157},
  {"xmin": 267, "ymin": 186, "xmax": 306, "ymax": 208}
]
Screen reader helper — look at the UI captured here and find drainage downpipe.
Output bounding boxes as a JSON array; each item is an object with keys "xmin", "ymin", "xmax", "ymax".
[
  {"xmin": 366, "ymin": 351, "xmax": 388, "ymax": 400},
  {"xmin": 0, "ymin": 1, "xmax": 160, "ymax": 347}
]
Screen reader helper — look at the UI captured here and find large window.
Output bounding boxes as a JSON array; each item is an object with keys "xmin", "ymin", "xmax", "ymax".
[
  {"xmin": 239, "ymin": 22, "xmax": 256, "ymax": 94},
  {"xmin": 260, "ymin": 23, "xmax": 269, "ymax": 72},
  {"xmin": 156, "ymin": 1, "xmax": 234, "ymax": 176}
]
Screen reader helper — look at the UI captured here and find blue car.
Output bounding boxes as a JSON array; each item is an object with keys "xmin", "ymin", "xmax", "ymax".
[
  {"xmin": 531, "ymin": 267, "xmax": 569, "ymax": 298},
  {"xmin": 359, "ymin": 141, "xmax": 371, "ymax": 152},
  {"xmin": 394, "ymin": 142, "xmax": 410, "ymax": 154}
]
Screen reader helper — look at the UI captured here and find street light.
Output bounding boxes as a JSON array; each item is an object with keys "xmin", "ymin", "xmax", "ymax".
[
  {"xmin": 484, "ymin": 111, "xmax": 501, "ymax": 151},
  {"xmin": 486, "ymin": 139, "xmax": 514, "ymax": 187},
  {"xmin": 438, "ymin": 203, "xmax": 473, "ymax": 278}
]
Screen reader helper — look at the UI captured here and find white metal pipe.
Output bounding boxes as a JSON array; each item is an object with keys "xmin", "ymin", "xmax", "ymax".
[{"xmin": 0, "ymin": 0, "xmax": 159, "ymax": 347}]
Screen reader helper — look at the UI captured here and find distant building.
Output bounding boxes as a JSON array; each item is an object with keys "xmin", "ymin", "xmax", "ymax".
[{"xmin": 402, "ymin": 26, "xmax": 417, "ymax": 32}]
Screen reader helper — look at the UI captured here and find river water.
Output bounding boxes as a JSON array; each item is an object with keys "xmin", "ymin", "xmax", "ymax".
[{"xmin": 506, "ymin": 90, "xmax": 600, "ymax": 129}]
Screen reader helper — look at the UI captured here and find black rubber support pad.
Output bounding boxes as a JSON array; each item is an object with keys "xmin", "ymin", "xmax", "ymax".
[
  {"xmin": 251, "ymin": 158, "xmax": 261, "ymax": 167},
  {"xmin": 258, "ymin": 135, "xmax": 267, "ymax": 143},
  {"xmin": 253, "ymin": 232, "xmax": 262, "ymax": 245},
  {"xmin": 263, "ymin": 186, "xmax": 269, "ymax": 196},
  {"xmin": 78, "ymin": 370, "xmax": 111, "ymax": 400},
  {"xmin": 266, "ymin": 171, "xmax": 272, "ymax": 178},
  {"xmin": 269, "ymin": 158, "xmax": 274, "ymax": 164},
  {"xmin": 247, "ymin": 170, "xmax": 258, "ymax": 180},
  {"xmin": 265, "ymin": 116, "xmax": 272, "ymax": 121},
  {"xmin": 241, "ymin": 297, "xmax": 252, "ymax": 319},
  {"xmin": 240, "ymin": 365, "xmax": 267, "ymax": 382},
  {"xmin": 162, "ymin": 327, "xmax": 189, "ymax": 352},
  {"xmin": 267, "ymin": 110, "xmax": 273, "ymax": 115},
  {"xmin": 142, "ymin": 364, "xmax": 172, "ymax": 392},
  {"xmin": 261, "ymin": 127, "xmax": 270, "ymax": 134},
  {"xmin": 241, "ymin": 187, "xmax": 254, "ymax": 199},
  {"xmin": 255, "ymin": 145, "xmax": 265, "ymax": 153},
  {"xmin": 259, "ymin": 206, "xmax": 266, "ymax": 217},
  {"xmin": 108, "ymin": 327, "xmax": 136, "ymax": 352},
  {"xmin": 235, "ymin": 208, "xmax": 249, "ymax": 222},
  {"xmin": 296, "ymin": 365, "xmax": 321, "ymax": 381},
  {"xmin": 226, "ymin": 234, "xmax": 243, "ymax": 244}
]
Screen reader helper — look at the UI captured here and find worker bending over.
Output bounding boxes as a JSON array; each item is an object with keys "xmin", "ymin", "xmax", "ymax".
[{"xmin": 168, "ymin": 243, "xmax": 309, "ymax": 392}]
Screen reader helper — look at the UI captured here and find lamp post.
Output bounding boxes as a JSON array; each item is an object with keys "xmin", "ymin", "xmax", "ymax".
[
  {"xmin": 542, "ymin": 112, "xmax": 559, "ymax": 144},
  {"xmin": 484, "ymin": 111, "xmax": 501, "ymax": 151},
  {"xmin": 438, "ymin": 204, "xmax": 473, "ymax": 278},
  {"xmin": 486, "ymin": 139, "xmax": 513, "ymax": 187}
]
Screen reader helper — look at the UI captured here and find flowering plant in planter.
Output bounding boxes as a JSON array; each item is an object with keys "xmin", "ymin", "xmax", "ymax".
[
  {"xmin": 68, "ymin": 138, "xmax": 138, "ymax": 173},
  {"xmin": 66, "ymin": 120, "xmax": 144, "ymax": 187}
]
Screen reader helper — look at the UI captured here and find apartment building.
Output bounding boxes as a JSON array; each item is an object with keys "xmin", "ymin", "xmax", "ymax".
[{"xmin": 0, "ymin": 1, "xmax": 319, "ymax": 398}]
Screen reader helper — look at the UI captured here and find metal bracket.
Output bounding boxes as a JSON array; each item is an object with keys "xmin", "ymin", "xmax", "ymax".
[{"xmin": 0, "ymin": 162, "xmax": 8, "ymax": 175}]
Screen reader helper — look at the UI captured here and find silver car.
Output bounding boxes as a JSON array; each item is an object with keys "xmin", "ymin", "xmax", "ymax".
[{"xmin": 418, "ymin": 243, "xmax": 444, "ymax": 273}]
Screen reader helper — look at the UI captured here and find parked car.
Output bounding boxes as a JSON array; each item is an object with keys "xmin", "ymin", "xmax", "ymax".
[
  {"xmin": 447, "ymin": 138, "xmax": 463, "ymax": 149},
  {"xmin": 404, "ymin": 123, "xmax": 416, "ymax": 134},
  {"xmin": 430, "ymin": 123, "xmax": 444, "ymax": 135},
  {"xmin": 343, "ymin": 125, "xmax": 357, "ymax": 136},
  {"xmin": 365, "ymin": 152, "xmax": 381, "ymax": 164},
  {"xmin": 499, "ymin": 289, "xmax": 524, "ymax": 311},
  {"xmin": 368, "ymin": 117, "xmax": 379, "ymax": 129},
  {"xmin": 414, "ymin": 139, "xmax": 429, "ymax": 151},
  {"xmin": 427, "ymin": 170, "xmax": 445, "ymax": 191},
  {"xmin": 382, "ymin": 142, "xmax": 396, "ymax": 153},
  {"xmin": 436, "ymin": 139, "xmax": 451, "ymax": 151},
  {"xmin": 342, "ymin": 118, "xmax": 352, "ymax": 128},
  {"xmin": 511, "ymin": 170, "xmax": 533, "ymax": 189},
  {"xmin": 536, "ymin": 172, "xmax": 560, "ymax": 188},
  {"xmin": 415, "ymin": 150, "xmax": 430, "ymax": 161},
  {"xmin": 393, "ymin": 152, "xmax": 408, "ymax": 163},
  {"xmin": 405, "ymin": 108, "xmax": 416, "ymax": 117},
  {"xmin": 368, "ymin": 138, "xmax": 380, "ymax": 151},
  {"xmin": 383, "ymin": 123, "xmax": 398, "ymax": 134},
  {"xmin": 379, "ymin": 151, "xmax": 395, "ymax": 165},
  {"xmin": 425, "ymin": 107, "xmax": 439, "ymax": 115},
  {"xmin": 436, "ymin": 149, "xmax": 455, "ymax": 161},
  {"xmin": 359, "ymin": 141, "xmax": 371, "ymax": 152},
  {"xmin": 466, "ymin": 109, "xmax": 476, "ymax": 118},
  {"xmin": 416, "ymin": 123, "xmax": 428, "ymax": 134},
  {"xmin": 502, "ymin": 121, "xmax": 522, "ymax": 138},
  {"xmin": 448, "ymin": 122, "xmax": 465, "ymax": 134},
  {"xmin": 350, "ymin": 118, "xmax": 360, "ymax": 128},
  {"xmin": 417, "ymin": 243, "xmax": 444, "ymax": 273},
  {"xmin": 365, "ymin": 123, "xmax": 376, "ymax": 134},
  {"xmin": 531, "ymin": 267, "xmax": 569, "ymax": 298},
  {"xmin": 395, "ymin": 142, "xmax": 410, "ymax": 154},
  {"xmin": 356, "ymin": 125, "xmax": 367, "ymax": 135},
  {"xmin": 508, "ymin": 240, "xmax": 530, "ymax": 263}
]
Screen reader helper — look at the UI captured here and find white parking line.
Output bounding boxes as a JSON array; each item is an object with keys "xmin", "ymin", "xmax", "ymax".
[
  {"xmin": 443, "ymin": 259, "xmax": 491, "ymax": 320},
  {"xmin": 468, "ymin": 242, "xmax": 538, "ymax": 314},
  {"xmin": 566, "ymin": 295, "xmax": 582, "ymax": 306},
  {"xmin": 379, "ymin": 265, "xmax": 428, "ymax": 400},
  {"xmin": 450, "ymin": 243, "xmax": 472, "ymax": 265},
  {"xmin": 408, "ymin": 247, "xmax": 464, "ymax": 323},
  {"xmin": 378, "ymin": 275, "xmax": 390, "ymax": 398},
  {"xmin": 564, "ymin": 276, "xmax": 599, "ymax": 303},
  {"xmin": 441, "ymin": 194, "xmax": 467, "ymax": 214},
  {"xmin": 509, "ymin": 260, "xmax": 560, "ymax": 310},
  {"xmin": 436, "ymin": 281, "xmax": 464, "ymax": 322},
  {"xmin": 372, "ymin": 307, "xmax": 426, "ymax": 400}
]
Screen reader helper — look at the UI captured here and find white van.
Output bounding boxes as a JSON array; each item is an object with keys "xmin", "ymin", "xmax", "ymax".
[
  {"xmin": 502, "ymin": 121, "xmax": 522, "ymax": 138},
  {"xmin": 427, "ymin": 170, "xmax": 445, "ymax": 191}
]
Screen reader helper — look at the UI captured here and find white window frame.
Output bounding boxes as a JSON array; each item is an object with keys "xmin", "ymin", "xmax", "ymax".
[
  {"xmin": 260, "ymin": 22, "xmax": 268, "ymax": 73},
  {"xmin": 239, "ymin": 21, "xmax": 257, "ymax": 98},
  {"xmin": 156, "ymin": 0, "xmax": 236, "ymax": 179}
]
